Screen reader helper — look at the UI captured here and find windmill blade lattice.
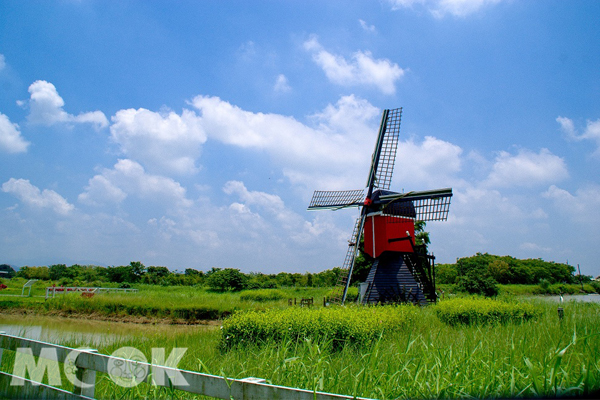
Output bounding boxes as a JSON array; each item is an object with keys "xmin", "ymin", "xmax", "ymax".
[
  {"xmin": 381, "ymin": 188, "xmax": 453, "ymax": 221},
  {"xmin": 366, "ymin": 108, "xmax": 402, "ymax": 192},
  {"xmin": 307, "ymin": 189, "xmax": 365, "ymax": 210}
]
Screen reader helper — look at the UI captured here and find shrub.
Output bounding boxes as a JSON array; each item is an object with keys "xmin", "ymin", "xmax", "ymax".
[
  {"xmin": 455, "ymin": 274, "xmax": 499, "ymax": 297},
  {"xmin": 206, "ymin": 268, "xmax": 248, "ymax": 292},
  {"xmin": 435, "ymin": 297, "xmax": 538, "ymax": 326},
  {"xmin": 239, "ymin": 289, "xmax": 286, "ymax": 302},
  {"xmin": 220, "ymin": 305, "xmax": 417, "ymax": 350}
]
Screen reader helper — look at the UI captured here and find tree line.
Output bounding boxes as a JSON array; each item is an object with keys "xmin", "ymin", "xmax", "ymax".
[
  {"xmin": 7, "ymin": 262, "xmax": 343, "ymax": 291},
  {"xmin": 435, "ymin": 253, "xmax": 591, "ymax": 296},
  {"xmin": 3, "ymin": 252, "xmax": 590, "ymax": 294}
]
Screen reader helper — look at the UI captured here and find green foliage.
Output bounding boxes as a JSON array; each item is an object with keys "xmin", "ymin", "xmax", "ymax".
[
  {"xmin": 455, "ymin": 272, "xmax": 499, "ymax": 297},
  {"xmin": 219, "ymin": 305, "xmax": 417, "ymax": 349},
  {"xmin": 0, "ymin": 264, "xmax": 16, "ymax": 278},
  {"xmin": 435, "ymin": 263, "xmax": 458, "ymax": 284},
  {"xmin": 438, "ymin": 253, "xmax": 577, "ymax": 288},
  {"xmin": 206, "ymin": 268, "xmax": 248, "ymax": 292},
  {"xmin": 16, "ymin": 266, "xmax": 50, "ymax": 280},
  {"xmin": 435, "ymin": 297, "xmax": 539, "ymax": 326},
  {"xmin": 239, "ymin": 289, "xmax": 287, "ymax": 302}
]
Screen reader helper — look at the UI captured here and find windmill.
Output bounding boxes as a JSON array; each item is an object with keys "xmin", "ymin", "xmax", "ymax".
[{"xmin": 307, "ymin": 108, "xmax": 452, "ymax": 305}]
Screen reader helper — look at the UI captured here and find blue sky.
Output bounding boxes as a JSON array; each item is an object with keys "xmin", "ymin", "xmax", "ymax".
[{"xmin": 1, "ymin": 0, "xmax": 599, "ymax": 276}]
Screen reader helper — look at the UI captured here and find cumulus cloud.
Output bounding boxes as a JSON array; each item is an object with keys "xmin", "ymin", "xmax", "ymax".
[
  {"xmin": 20, "ymin": 80, "xmax": 108, "ymax": 130},
  {"xmin": 2, "ymin": 178, "xmax": 74, "ymax": 215},
  {"xmin": 543, "ymin": 184, "xmax": 600, "ymax": 224},
  {"xmin": 0, "ymin": 113, "xmax": 30, "ymax": 153},
  {"xmin": 110, "ymin": 108, "xmax": 206, "ymax": 174},
  {"xmin": 224, "ymin": 180, "xmax": 297, "ymax": 225},
  {"xmin": 557, "ymin": 116, "xmax": 600, "ymax": 156},
  {"xmin": 223, "ymin": 180, "xmax": 335, "ymax": 245},
  {"xmin": 78, "ymin": 159, "xmax": 192, "ymax": 207},
  {"xmin": 303, "ymin": 35, "xmax": 405, "ymax": 95},
  {"xmin": 388, "ymin": 0, "xmax": 502, "ymax": 17},
  {"xmin": 485, "ymin": 148, "xmax": 568, "ymax": 188},
  {"xmin": 191, "ymin": 94, "xmax": 378, "ymax": 190},
  {"xmin": 394, "ymin": 136, "xmax": 463, "ymax": 189}
]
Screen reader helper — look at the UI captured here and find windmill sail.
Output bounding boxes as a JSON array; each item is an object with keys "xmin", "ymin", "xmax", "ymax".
[
  {"xmin": 366, "ymin": 108, "xmax": 402, "ymax": 194},
  {"xmin": 380, "ymin": 188, "xmax": 453, "ymax": 221},
  {"xmin": 307, "ymin": 189, "xmax": 365, "ymax": 210}
]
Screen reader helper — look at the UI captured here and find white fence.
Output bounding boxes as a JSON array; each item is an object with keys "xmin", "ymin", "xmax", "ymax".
[
  {"xmin": 45, "ymin": 287, "xmax": 138, "ymax": 299},
  {"xmin": 0, "ymin": 332, "xmax": 373, "ymax": 400}
]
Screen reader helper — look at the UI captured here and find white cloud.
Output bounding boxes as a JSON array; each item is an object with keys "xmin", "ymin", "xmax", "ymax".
[
  {"xmin": 359, "ymin": 19, "xmax": 376, "ymax": 33},
  {"xmin": 110, "ymin": 108, "xmax": 206, "ymax": 174},
  {"xmin": 223, "ymin": 180, "xmax": 338, "ymax": 245},
  {"xmin": 21, "ymin": 80, "xmax": 108, "ymax": 130},
  {"xmin": 2, "ymin": 178, "xmax": 74, "ymax": 215},
  {"xmin": 78, "ymin": 159, "xmax": 192, "ymax": 208},
  {"xmin": 543, "ymin": 184, "xmax": 600, "ymax": 224},
  {"xmin": 485, "ymin": 148, "xmax": 568, "ymax": 188},
  {"xmin": 388, "ymin": 0, "xmax": 502, "ymax": 17},
  {"xmin": 557, "ymin": 116, "xmax": 600, "ymax": 156},
  {"xmin": 394, "ymin": 136, "xmax": 463, "ymax": 189},
  {"xmin": 303, "ymin": 35, "xmax": 405, "ymax": 95},
  {"xmin": 274, "ymin": 74, "xmax": 291, "ymax": 93},
  {"xmin": 224, "ymin": 180, "xmax": 295, "ymax": 225},
  {"xmin": 191, "ymin": 94, "xmax": 378, "ymax": 190},
  {"xmin": 78, "ymin": 174, "xmax": 127, "ymax": 206},
  {"xmin": 0, "ymin": 113, "xmax": 30, "ymax": 153}
]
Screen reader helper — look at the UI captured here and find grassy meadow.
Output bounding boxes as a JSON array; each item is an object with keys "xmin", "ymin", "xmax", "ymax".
[{"xmin": 1, "ymin": 290, "xmax": 599, "ymax": 399}]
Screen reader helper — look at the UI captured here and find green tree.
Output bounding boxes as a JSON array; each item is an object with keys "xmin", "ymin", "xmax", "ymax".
[
  {"xmin": 455, "ymin": 273, "xmax": 499, "ymax": 297},
  {"xmin": 435, "ymin": 263, "xmax": 458, "ymax": 284},
  {"xmin": 129, "ymin": 261, "xmax": 146, "ymax": 282},
  {"xmin": 0, "ymin": 264, "xmax": 16, "ymax": 278},
  {"xmin": 206, "ymin": 268, "xmax": 248, "ymax": 292}
]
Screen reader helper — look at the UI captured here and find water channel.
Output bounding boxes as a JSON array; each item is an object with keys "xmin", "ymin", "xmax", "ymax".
[{"xmin": 0, "ymin": 314, "xmax": 210, "ymax": 347}]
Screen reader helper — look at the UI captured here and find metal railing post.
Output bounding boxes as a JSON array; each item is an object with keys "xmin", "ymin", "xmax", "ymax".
[{"xmin": 73, "ymin": 349, "xmax": 98, "ymax": 398}]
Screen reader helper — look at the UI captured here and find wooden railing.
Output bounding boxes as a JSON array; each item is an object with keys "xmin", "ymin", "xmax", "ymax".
[{"xmin": 0, "ymin": 332, "xmax": 373, "ymax": 400}]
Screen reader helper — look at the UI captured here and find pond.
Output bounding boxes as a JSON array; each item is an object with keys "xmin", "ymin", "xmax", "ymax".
[{"xmin": 0, "ymin": 314, "xmax": 211, "ymax": 347}]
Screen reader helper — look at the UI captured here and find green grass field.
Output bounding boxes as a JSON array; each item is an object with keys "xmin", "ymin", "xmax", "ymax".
[{"xmin": 1, "ymin": 292, "xmax": 599, "ymax": 399}]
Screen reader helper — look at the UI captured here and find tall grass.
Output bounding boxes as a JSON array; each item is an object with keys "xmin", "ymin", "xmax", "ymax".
[
  {"xmin": 2, "ymin": 298, "xmax": 597, "ymax": 399},
  {"xmin": 0, "ymin": 285, "xmax": 332, "ymax": 322}
]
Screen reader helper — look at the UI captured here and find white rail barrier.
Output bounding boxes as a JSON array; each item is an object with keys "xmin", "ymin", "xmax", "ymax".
[
  {"xmin": 0, "ymin": 332, "xmax": 373, "ymax": 400},
  {"xmin": 45, "ymin": 287, "xmax": 138, "ymax": 299}
]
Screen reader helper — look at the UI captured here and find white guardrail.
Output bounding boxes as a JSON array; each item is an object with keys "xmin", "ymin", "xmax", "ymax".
[
  {"xmin": 0, "ymin": 332, "xmax": 373, "ymax": 400},
  {"xmin": 45, "ymin": 287, "xmax": 138, "ymax": 299}
]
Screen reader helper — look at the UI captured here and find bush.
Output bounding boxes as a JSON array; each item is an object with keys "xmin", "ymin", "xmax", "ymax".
[
  {"xmin": 206, "ymin": 268, "xmax": 248, "ymax": 292},
  {"xmin": 239, "ymin": 289, "xmax": 286, "ymax": 302},
  {"xmin": 455, "ymin": 274, "xmax": 499, "ymax": 297},
  {"xmin": 220, "ymin": 305, "xmax": 417, "ymax": 350},
  {"xmin": 435, "ymin": 297, "xmax": 538, "ymax": 326}
]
